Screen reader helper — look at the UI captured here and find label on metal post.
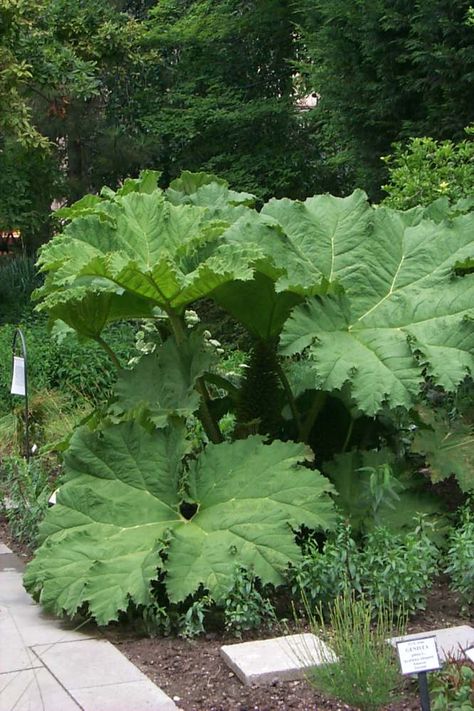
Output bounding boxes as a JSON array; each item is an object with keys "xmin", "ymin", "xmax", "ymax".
[
  {"xmin": 396, "ymin": 636, "xmax": 441, "ymax": 675},
  {"xmin": 11, "ymin": 355, "xmax": 26, "ymax": 396}
]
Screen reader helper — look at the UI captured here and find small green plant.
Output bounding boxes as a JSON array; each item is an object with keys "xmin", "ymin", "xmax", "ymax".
[
  {"xmin": 445, "ymin": 504, "xmax": 474, "ymax": 613},
  {"xmin": 291, "ymin": 521, "xmax": 361, "ymax": 611},
  {"xmin": 223, "ymin": 565, "xmax": 276, "ymax": 636},
  {"xmin": 0, "ymin": 455, "xmax": 55, "ymax": 545},
  {"xmin": 142, "ymin": 594, "xmax": 212, "ymax": 638},
  {"xmin": 381, "ymin": 129, "xmax": 474, "ymax": 211},
  {"xmin": 431, "ymin": 657, "xmax": 474, "ymax": 711},
  {"xmin": 360, "ymin": 517, "xmax": 439, "ymax": 615},
  {"xmin": 302, "ymin": 590, "xmax": 403, "ymax": 710},
  {"xmin": 292, "ymin": 517, "xmax": 438, "ymax": 616}
]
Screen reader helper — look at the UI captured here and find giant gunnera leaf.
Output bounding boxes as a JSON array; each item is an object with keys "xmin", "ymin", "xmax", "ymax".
[
  {"xmin": 36, "ymin": 184, "xmax": 263, "ymax": 337},
  {"xmin": 275, "ymin": 201, "xmax": 474, "ymax": 415},
  {"xmin": 24, "ymin": 424, "xmax": 335, "ymax": 624}
]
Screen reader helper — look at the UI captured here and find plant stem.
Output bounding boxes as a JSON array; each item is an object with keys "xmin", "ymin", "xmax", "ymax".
[
  {"xmin": 95, "ymin": 335, "xmax": 122, "ymax": 370},
  {"xmin": 341, "ymin": 417, "xmax": 354, "ymax": 453},
  {"xmin": 300, "ymin": 390, "xmax": 327, "ymax": 443},
  {"xmin": 167, "ymin": 309, "xmax": 223, "ymax": 444},
  {"xmin": 275, "ymin": 362, "xmax": 303, "ymax": 439}
]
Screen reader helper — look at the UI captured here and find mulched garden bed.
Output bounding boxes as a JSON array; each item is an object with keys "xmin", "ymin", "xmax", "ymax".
[{"xmin": 2, "ymin": 515, "xmax": 472, "ymax": 711}]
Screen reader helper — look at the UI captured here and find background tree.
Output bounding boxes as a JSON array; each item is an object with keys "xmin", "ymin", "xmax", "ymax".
[
  {"xmin": 141, "ymin": 0, "xmax": 323, "ymax": 199},
  {"xmin": 298, "ymin": 0, "xmax": 474, "ymax": 197}
]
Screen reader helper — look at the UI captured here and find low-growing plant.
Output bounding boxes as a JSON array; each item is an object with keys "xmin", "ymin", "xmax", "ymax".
[
  {"xmin": 292, "ymin": 517, "xmax": 438, "ymax": 616},
  {"xmin": 291, "ymin": 521, "xmax": 361, "ymax": 610},
  {"xmin": 360, "ymin": 518, "xmax": 439, "ymax": 615},
  {"xmin": 302, "ymin": 590, "xmax": 403, "ymax": 710},
  {"xmin": 381, "ymin": 129, "xmax": 474, "ymax": 212},
  {"xmin": 445, "ymin": 504, "xmax": 474, "ymax": 613},
  {"xmin": 431, "ymin": 657, "xmax": 474, "ymax": 711},
  {"xmin": 0, "ymin": 455, "xmax": 56, "ymax": 545},
  {"xmin": 223, "ymin": 565, "xmax": 276, "ymax": 637}
]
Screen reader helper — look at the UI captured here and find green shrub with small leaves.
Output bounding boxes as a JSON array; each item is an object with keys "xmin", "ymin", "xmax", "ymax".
[
  {"xmin": 292, "ymin": 518, "xmax": 438, "ymax": 616},
  {"xmin": 445, "ymin": 505, "xmax": 474, "ymax": 613},
  {"xmin": 382, "ymin": 129, "xmax": 474, "ymax": 212},
  {"xmin": 360, "ymin": 520, "xmax": 439, "ymax": 615},
  {"xmin": 0, "ymin": 455, "xmax": 56, "ymax": 545},
  {"xmin": 223, "ymin": 565, "xmax": 276, "ymax": 636},
  {"xmin": 431, "ymin": 658, "xmax": 474, "ymax": 711}
]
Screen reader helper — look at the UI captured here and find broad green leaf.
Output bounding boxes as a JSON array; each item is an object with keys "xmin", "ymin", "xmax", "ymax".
[
  {"xmin": 167, "ymin": 170, "xmax": 256, "ymax": 220},
  {"xmin": 324, "ymin": 450, "xmax": 443, "ymax": 533},
  {"xmin": 24, "ymin": 425, "xmax": 335, "ymax": 623},
  {"xmin": 411, "ymin": 407, "xmax": 474, "ymax": 492},
  {"xmin": 36, "ymin": 190, "xmax": 261, "ymax": 332},
  {"xmin": 280, "ymin": 207, "xmax": 474, "ymax": 414},
  {"xmin": 165, "ymin": 436, "xmax": 335, "ymax": 602},
  {"xmin": 261, "ymin": 190, "xmax": 371, "ymax": 293},
  {"xmin": 112, "ymin": 331, "xmax": 214, "ymax": 426},
  {"xmin": 24, "ymin": 423, "xmax": 187, "ymax": 624},
  {"xmin": 213, "ymin": 273, "xmax": 303, "ymax": 340}
]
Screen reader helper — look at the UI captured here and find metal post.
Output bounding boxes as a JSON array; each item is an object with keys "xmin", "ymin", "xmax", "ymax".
[
  {"xmin": 12, "ymin": 328, "xmax": 30, "ymax": 461},
  {"xmin": 418, "ymin": 671, "xmax": 431, "ymax": 711}
]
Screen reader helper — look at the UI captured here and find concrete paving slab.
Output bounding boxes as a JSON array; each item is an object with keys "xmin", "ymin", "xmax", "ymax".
[
  {"xmin": 0, "ymin": 543, "xmax": 12, "ymax": 554},
  {"xmin": 0, "ymin": 606, "xmax": 42, "ymax": 673},
  {"xmin": 0, "ymin": 571, "xmax": 33, "ymax": 607},
  {"xmin": 0, "ymin": 553, "xmax": 26, "ymax": 572},
  {"xmin": 0, "ymin": 667, "xmax": 81, "ymax": 711},
  {"xmin": 390, "ymin": 625, "xmax": 474, "ymax": 662},
  {"xmin": 8, "ymin": 604, "xmax": 96, "ymax": 647},
  {"xmin": 71, "ymin": 680, "xmax": 178, "ymax": 711},
  {"xmin": 33, "ymin": 638, "xmax": 147, "ymax": 688},
  {"xmin": 220, "ymin": 633, "xmax": 336, "ymax": 686}
]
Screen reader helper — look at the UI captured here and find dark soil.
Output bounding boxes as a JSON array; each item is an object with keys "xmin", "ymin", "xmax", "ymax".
[
  {"xmin": 104, "ymin": 582, "xmax": 471, "ymax": 711},
  {"xmin": 2, "ymin": 515, "xmax": 472, "ymax": 711}
]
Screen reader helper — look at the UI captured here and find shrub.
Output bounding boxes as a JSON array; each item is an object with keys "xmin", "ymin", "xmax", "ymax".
[
  {"xmin": 445, "ymin": 504, "xmax": 474, "ymax": 613},
  {"xmin": 431, "ymin": 657, "xmax": 474, "ymax": 711},
  {"xmin": 0, "ymin": 455, "xmax": 56, "ymax": 545},
  {"xmin": 292, "ymin": 518, "xmax": 439, "ymax": 616},
  {"xmin": 381, "ymin": 129, "xmax": 474, "ymax": 211},
  {"xmin": 223, "ymin": 565, "xmax": 276, "ymax": 636}
]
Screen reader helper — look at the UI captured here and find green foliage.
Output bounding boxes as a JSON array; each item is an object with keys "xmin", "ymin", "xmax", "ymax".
[
  {"xmin": 431, "ymin": 659, "xmax": 474, "ymax": 711},
  {"xmin": 24, "ymin": 423, "xmax": 335, "ymax": 624},
  {"xmin": 298, "ymin": 0, "xmax": 474, "ymax": 197},
  {"xmin": 292, "ymin": 519, "xmax": 439, "ymax": 616},
  {"xmin": 324, "ymin": 450, "xmax": 443, "ymax": 534},
  {"xmin": 26, "ymin": 171, "xmax": 473, "ymax": 626},
  {"xmin": 382, "ymin": 131, "xmax": 474, "ymax": 211},
  {"xmin": 0, "ymin": 256, "xmax": 42, "ymax": 324},
  {"xmin": 302, "ymin": 590, "xmax": 402, "ymax": 710},
  {"xmin": 37, "ymin": 176, "xmax": 474, "ymax": 426},
  {"xmin": 445, "ymin": 505, "xmax": 474, "ymax": 612},
  {"xmin": 411, "ymin": 406, "xmax": 474, "ymax": 493},
  {"xmin": 0, "ymin": 320, "xmax": 136, "ymax": 415},
  {"xmin": 0, "ymin": 456, "xmax": 55, "ymax": 545},
  {"xmin": 359, "ymin": 523, "xmax": 439, "ymax": 615},
  {"xmin": 223, "ymin": 565, "xmax": 276, "ymax": 637},
  {"xmin": 0, "ymin": 141, "xmax": 60, "ymax": 251},
  {"xmin": 142, "ymin": 0, "xmax": 322, "ymax": 199}
]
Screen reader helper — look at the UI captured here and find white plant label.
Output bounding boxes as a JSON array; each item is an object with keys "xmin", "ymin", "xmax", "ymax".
[
  {"xmin": 396, "ymin": 636, "xmax": 441, "ymax": 675},
  {"xmin": 465, "ymin": 647, "xmax": 474, "ymax": 663},
  {"xmin": 11, "ymin": 356, "xmax": 26, "ymax": 396}
]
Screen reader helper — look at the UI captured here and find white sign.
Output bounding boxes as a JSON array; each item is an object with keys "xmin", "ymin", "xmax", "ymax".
[
  {"xmin": 396, "ymin": 636, "xmax": 441, "ymax": 675},
  {"xmin": 465, "ymin": 647, "xmax": 474, "ymax": 663},
  {"xmin": 11, "ymin": 356, "xmax": 26, "ymax": 396}
]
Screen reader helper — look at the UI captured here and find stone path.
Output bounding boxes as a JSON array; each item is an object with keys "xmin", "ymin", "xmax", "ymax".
[{"xmin": 0, "ymin": 542, "xmax": 177, "ymax": 711}]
